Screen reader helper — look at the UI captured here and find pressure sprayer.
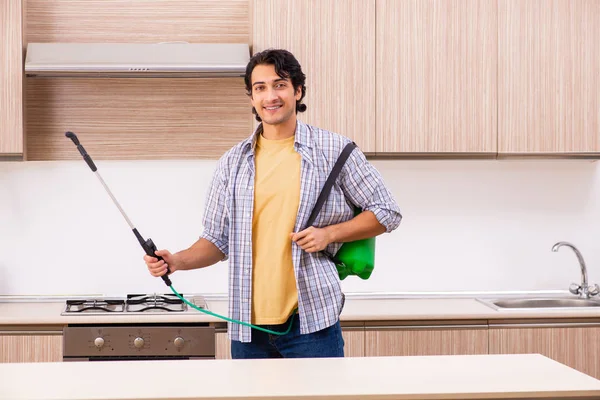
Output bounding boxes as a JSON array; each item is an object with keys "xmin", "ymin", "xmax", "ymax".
[{"xmin": 65, "ymin": 132, "xmax": 293, "ymax": 336}]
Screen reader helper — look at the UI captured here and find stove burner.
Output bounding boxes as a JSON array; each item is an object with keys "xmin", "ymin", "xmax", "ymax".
[
  {"xmin": 65, "ymin": 299, "xmax": 125, "ymax": 313},
  {"xmin": 62, "ymin": 293, "xmax": 191, "ymax": 315},
  {"xmin": 126, "ymin": 294, "xmax": 183, "ymax": 305},
  {"xmin": 125, "ymin": 293, "xmax": 187, "ymax": 313}
]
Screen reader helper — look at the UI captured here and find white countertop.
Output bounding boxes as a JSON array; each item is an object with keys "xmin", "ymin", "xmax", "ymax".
[
  {"xmin": 3, "ymin": 296, "xmax": 600, "ymax": 326},
  {"xmin": 1, "ymin": 354, "xmax": 600, "ymax": 400}
]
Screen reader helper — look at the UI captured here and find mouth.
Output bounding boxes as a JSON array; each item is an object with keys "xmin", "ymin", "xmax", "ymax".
[{"xmin": 263, "ymin": 104, "xmax": 282, "ymax": 113}]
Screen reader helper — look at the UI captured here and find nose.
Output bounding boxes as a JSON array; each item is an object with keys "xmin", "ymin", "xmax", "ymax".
[{"xmin": 265, "ymin": 87, "xmax": 279, "ymax": 102}]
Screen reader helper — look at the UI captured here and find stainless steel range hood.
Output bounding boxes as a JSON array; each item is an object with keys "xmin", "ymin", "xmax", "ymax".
[{"xmin": 24, "ymin": 42, "xmax": 250, "ymax": 78}]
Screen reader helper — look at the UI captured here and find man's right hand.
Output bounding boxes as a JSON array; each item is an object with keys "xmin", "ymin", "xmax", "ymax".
[{"xmin": 144, "ymin": 250, "xmax": 179, "ymax": 277}]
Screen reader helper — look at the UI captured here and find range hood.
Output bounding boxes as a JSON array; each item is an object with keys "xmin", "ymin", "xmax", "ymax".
[{"xmin": 24, "ymin": 42, "xmax": 249, "ymax": 78}]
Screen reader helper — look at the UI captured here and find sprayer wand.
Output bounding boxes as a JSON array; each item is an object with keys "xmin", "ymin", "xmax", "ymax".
[
  {"xmin": 64, "ymin": 131, "xmax": 297, "ymax": 335},
  {"xmin": 65, "ymin": 131, "xmax": 171, "ymax": 286}
]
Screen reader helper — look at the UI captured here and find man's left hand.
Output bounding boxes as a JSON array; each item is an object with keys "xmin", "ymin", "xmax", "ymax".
[{"xmin": 290, "ymin": 227, "xmax": 332, "ymax": 253}]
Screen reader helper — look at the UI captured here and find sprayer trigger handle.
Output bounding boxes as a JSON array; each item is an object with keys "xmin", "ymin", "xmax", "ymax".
[{"xmin": 143, "ymin": 238, "xmax": 172, "ymax": 286}]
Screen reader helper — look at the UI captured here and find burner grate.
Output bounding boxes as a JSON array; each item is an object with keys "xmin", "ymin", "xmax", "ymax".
[
  {"xmin": 64, "ymin": 299, "xmax": 125, "ymax": 313},
  {"xmin": 125, "ymin": 293, "xmax": 187, "ymax": 313}
]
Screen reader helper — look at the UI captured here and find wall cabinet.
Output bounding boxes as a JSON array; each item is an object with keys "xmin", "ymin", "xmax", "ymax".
[
  {"xmin": 11, "ymin": 0, "xmax": 600, "ymax": 159},
  {"xmin": 489, "ymin": 321, "xmax": 600, "ymax": 380},
  {"xmin": 0, "ymin": 332, "xmax": 63, "ymax": 363},
  {"xmin": 498, "ymin": 0, "xmax": 600, "ymax": 156},
  {"xmin": 365, "ymin": 321, "xmax": 488, "ymax": 357},
  {"xmin": 252, "ymin": 0, "xmax": 376, "ymax": 153},
  {"xmin": 376, "ymin": 0, "xmax": 497, "ymax": 155},
  {"xmin": 0, "ymin": 0, "xmax": 24, "ymax": 157}
]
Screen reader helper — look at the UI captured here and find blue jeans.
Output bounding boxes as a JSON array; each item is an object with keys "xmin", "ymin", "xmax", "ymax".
[{"xmin": 230, "ymin": 313, "xmax": 345, "ymax": 359}]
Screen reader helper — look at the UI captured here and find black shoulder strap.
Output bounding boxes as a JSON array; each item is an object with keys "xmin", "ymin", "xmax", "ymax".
[{"xmin": 305, "ymin": 142, "xmax": 357, "ymax": 229}]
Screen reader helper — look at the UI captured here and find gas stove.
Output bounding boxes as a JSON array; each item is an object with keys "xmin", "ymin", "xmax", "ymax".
[
  {"xmin": 61, "ymin": 293, "xmax": 214, "ymax": 361},
  {"xmin": 60, "ymin": 293, "xmax": 206, "ymax": 316}
]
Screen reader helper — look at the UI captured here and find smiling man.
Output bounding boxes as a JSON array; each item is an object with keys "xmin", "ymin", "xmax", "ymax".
[{"xmin": 144, "ymin": 49, "xmax": 402, "ymax": 359}]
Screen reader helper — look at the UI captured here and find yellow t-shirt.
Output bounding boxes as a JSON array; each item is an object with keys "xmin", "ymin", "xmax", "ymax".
[{"xmin": 251, "ymin": 133, "xmax": 300, "ymax": 324}]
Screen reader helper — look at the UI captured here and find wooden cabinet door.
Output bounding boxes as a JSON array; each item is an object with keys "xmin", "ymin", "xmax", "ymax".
[
  {"xmin": 0, "ymin": 0, "xmax": 24, "ymax": 156},
  {"xmin": 0, "ymin": 334, "xmax": 63, "ymax": 363},
  {"xmin": 498, "ymin": 0, "xmax": 600, "ymax": 155},
  {"xmin": 215, "ymin": 331, "xmax": 231, "ymax": 360},
  {"xmin": 252, "ymin": 0, "xmax": 376, "ymax": 152},
  {"xmin": 365, "ymin": 322, "xmax": 488, "ymax": 357},
  {"xmin": 489, "ymin": 322, "xmax": 600, "ymax": 380},
  {"xmin": 215, "ymin": 326, "xmax": 364, "ymax": 359},
  {"xmin": 376, "ymin": 0, "xmax": 497, "ymax": 155},
  {"xmin": 341, "ymin": 327, "xmax": 364, "ymax": 358}
]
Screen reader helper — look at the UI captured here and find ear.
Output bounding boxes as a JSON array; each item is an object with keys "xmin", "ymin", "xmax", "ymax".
[{"xmin": 295, "ymin": 86, "xmax": 302, "ymax": 101}]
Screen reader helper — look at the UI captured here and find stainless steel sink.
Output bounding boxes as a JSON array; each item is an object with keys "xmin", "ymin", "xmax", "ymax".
[{"xmin": 477, "ymin": 297, "xmax": 600, "ymax": 310}]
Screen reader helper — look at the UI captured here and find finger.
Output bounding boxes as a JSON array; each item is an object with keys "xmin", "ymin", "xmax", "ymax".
[
  {"xmin": 299, "ymin": 241, "xmax": 315, "ymax": 251},
  {"xmin": 154, "ymin": 249, "xmax": 171, "ymax": 259},
  {"xmin": 151, "ymin": 264, "xmax": 168, "ymax": 277},
  {"xmin": 144, "ymin": 255, "xmax": 158, "ymax": 263},
  {"xmin": 148, "ymin": 260, "xmax": 165, "ymax": 270},
  {"xmin": 291, "ymin": 229, "xmax": 309, "ymax": 242},
  {"xmin": 305, "ymin": 245, "xmax": 318, "ymax": 253},
  {"xmin": 296, "ymin": 236, "xmax": 313, "ymax": 247}
]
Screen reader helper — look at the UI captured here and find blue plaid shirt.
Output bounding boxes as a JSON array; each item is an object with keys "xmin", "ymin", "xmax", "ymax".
[{"xmin": 200, "ymin": 120, "xmax": 402, "ymax": 342}]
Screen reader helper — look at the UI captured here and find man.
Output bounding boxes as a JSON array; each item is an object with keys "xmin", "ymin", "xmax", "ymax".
[{"xmin": 144, "ymin": 49, "xmax": 402, "ymax": 359}]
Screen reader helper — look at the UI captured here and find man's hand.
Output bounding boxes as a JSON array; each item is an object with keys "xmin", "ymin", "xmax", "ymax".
[
  {"xmin": 290, "ymin": 227, "xmax": 333, "ymax": 253},
  {"xmin": 144, "ymin": 250, "xmax": 180, "ymax": 277}
]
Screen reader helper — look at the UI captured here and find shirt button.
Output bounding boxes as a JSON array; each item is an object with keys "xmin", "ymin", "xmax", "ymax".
[{"xmin": 245, "ymin": 269, "xmax": 250, "ymax": 274}]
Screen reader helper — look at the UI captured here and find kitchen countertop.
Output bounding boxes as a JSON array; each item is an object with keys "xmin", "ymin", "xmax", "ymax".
[
  {"xmin": 3, "ymin": 294, "xmax": 600, "ymax": 326},
  {"xmin": 2, "ymin": 353, "xmax": 600, "ymax": 399}
]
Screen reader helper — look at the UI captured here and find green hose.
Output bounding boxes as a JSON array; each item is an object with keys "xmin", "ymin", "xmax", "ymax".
[{"xmin": 169, "ymin": 285, "xmax": 295, "ymax": 336}]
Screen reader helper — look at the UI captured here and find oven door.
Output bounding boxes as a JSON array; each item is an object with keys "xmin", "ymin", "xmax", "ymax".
[{"xmin": 63, "ymin": 324, "xmax": 215, "ymax": 361}]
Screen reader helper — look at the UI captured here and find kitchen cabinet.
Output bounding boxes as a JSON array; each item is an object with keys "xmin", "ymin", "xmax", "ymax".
[
  {"xmin": 365, "ymin": 321, "xmax": 488, "ymax": 357},
  {"xmin": 214, "ymin": 324, "xmax": 364, "ymax": 359},
  {"xmin": 252, "ymin": 0, "xmax": 376, "ymax": 153},
  {"xmin": 341, "ymin": 325, "xmax": 365, "ymax": 357},
  {"xmin": 0, "ymin": 330, "xmax": 63, "ymax": 363},
  {"xmin": 0, "ymin": 0, "xmax": 24, "ymax": 157},
  {"xmin": 376, "ymin": 0, "xmax": 497, "ymax": 155},
  {"xmin": 215, "ymin": 331, "xmax": 231, "ymax": 360},
  {"xmin": 498, "ymin": 0, "xmax": 600, "ymax": 156},
  {"xmin": 489, "ymin": 320, "xmax": 600, "ymax": 380}
]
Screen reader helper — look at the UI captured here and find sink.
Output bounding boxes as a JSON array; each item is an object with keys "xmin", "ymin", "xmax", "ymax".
[{"xmin": 477, "ymin": 297, "xmax": 600, "ymax": 310}]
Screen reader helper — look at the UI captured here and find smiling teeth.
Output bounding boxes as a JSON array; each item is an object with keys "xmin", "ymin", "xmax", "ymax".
[{"xmin": 265, "ymin": 106, "xmax": 281, "ymax": 110}]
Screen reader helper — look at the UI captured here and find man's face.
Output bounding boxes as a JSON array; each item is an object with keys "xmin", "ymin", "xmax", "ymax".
[{"xmin": 249, "ymin": 64, "xmax": 302, "ymax": 126}]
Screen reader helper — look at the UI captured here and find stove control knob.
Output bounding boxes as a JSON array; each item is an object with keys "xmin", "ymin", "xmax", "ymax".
[
  {"xmin": 94, "ymin": 337, "xmax": 105, "ymax": 348},
  {"xmin": 134, "ymin": 337, "xmax": 145, "ymax": 348},
  {"xmin": 173, "ymin": 337, "xmax": 185, "ymax": 348}
]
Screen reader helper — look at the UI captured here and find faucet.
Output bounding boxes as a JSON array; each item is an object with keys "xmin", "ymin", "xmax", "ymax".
[{"xmin": 552, "ymin": 241, "xmax": 599, "ymax": 298}]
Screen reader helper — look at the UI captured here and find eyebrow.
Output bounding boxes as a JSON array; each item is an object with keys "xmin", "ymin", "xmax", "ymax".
[{"xmin": 252, "ymin": 78, "xmax": 288, "ymax": 87}]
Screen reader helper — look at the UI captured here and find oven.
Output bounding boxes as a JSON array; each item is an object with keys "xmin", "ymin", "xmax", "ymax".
[{"xmin": 61, "ymin": 293, "xmax": 215, "ymax": 361}]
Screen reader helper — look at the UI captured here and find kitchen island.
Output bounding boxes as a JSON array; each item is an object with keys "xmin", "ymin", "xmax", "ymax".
[{"xmin": 1, "ymin": 353, "xmax": 600, "ymax": 400}]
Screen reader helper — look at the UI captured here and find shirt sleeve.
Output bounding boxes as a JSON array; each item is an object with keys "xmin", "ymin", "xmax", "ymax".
[
  {"xmin": 199, "ymin": 156, "xmax": 230, "ymax": 260},
  {"xmin": 339, "ymin": 144, "xmax": 402, "ymax": 233}
]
